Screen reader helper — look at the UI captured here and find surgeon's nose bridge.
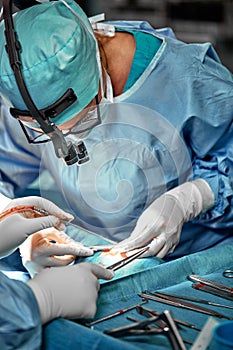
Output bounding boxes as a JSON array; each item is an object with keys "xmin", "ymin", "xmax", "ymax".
[
  {"xmin": 58, "ymin": 96, "xmax": 98, "ymax": 131},
  {"xmin": 58, "ymin": 81, "xmax": 103, "ymax": 131}
]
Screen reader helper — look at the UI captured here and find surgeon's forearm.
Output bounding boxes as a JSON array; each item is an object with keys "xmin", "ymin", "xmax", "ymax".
[{"xmin": 167, "ymin": 178, "xmax": 215, "ymax": 222}]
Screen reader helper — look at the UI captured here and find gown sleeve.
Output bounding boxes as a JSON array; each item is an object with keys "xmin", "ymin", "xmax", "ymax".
[{"xmin": 0, "ymin": 272, "xmax": 42, "ymax": 350}]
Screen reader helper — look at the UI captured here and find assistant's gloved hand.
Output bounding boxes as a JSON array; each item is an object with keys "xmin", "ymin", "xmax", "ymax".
[
  {"xmin": 113, "ymin": 179, "xmax": 214, "ymax": 258},
  {"xmin": 20, "ymin": 227, "xmax": 94, "ymax": 277},
  {"xmin": 27, "ymin": 262, "xmax": 114, "ymax": 324},
  {"xmin": 0, "ymin": 196, "xmax": 74, "ymax": 258}
]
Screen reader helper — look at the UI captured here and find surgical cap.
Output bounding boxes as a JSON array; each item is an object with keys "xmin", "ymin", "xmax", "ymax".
[{"xmin": 0, "ymin": 0, "xmax": 100, "ymax": 125}]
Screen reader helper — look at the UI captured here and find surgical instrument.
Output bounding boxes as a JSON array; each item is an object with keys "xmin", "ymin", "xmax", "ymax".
[
  {"xmin": 136, "ymin": 305, "xmax": 201, "ymax": 331},
  {"xmin": 0, "ymin": 205, "xmax": 47, "ymax": 221},
  {"xmin": 223, "ymin": 269, "xmax": 233, "ymax": 278},
  {"xmin": 192, "ymin": 282, "xmax": 233, "ymax": 301},
  {"xmin": 139, "ymin": 291, "xmax": 233, "ymax": 320},
  {"xmin": 0, "ymin": 205, "xmax": 113, "ymax": 245},
  {"xmin": 17, "ymin": 207, "xmax": 116, "ymax": 251},
  {"xmin": 106, "ymin": 246, "xmax": 149, "ymax": 271},
  {"xmin": 188, "ymin": 274, "xmax": 233, "ymax": 294},
  {"xmin": 105, "ymin": 314, "xmax": 163, "ymax": 337},
  {"xmin": 29, "ymin": 207, "xmax": 82, "ymax": 228},
  {"xmin": 126, "ymin": 315, "xmax": 192, "ymax": 346},
  {"xmin": 88, "ymin": 244, "xmax": 115, "ymax": 252},
  {"xmin": 86, "ymin": 299, "xmax": 148, "ymax": 327},
  {"xmin": 190, "ymin": 317, "xmax": 219, "ymax": 350},
  {"xmin": 105, "ymin": 309, "xmax": 187, "ymax": 350},
  {"xmin": 0, "ymin": 205, "xmax": 76, "ymax": 225},
  {"xmin": 0, "ymin": 205, "xmax": 116, "ymax": 252},
  {"xmin": 152, "ymin": 291, "xmax": 233, "ymax": 310}
]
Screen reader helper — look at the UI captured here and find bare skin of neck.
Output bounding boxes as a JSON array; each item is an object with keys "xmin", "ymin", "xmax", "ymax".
[{"xmin": 96, "ymin": 32, "xmax": 136, "ymax": 97}]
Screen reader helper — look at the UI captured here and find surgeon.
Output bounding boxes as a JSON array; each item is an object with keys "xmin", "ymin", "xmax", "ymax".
[
  {"xmin": 0, "ymin": 0, "xmax": 232, "ymax": 271},
  {"xmin": 0, "ymin": 194, "xmax": 114, "ymax": 349}
]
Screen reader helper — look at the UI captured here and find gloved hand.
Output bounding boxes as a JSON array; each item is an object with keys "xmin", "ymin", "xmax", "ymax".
[
  {"xmin": 20, "ymin": 227, "xmax": 94, "ymax": 277},
  {"xmin": 27, "ymin": 262, "xmax": 114, "ymax": 324},
  {"xmin": 113, "ymin": 179, "xmax": 214, "ymax": 258},
  {"xmin": 0, "ymin": 196, "xmax": 74, "ymax": 258}
]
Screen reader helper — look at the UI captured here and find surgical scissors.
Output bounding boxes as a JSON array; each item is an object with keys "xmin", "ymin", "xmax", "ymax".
[{"xmin": 223, "ymin": 269, "xmax": 233, "ymax": 278}]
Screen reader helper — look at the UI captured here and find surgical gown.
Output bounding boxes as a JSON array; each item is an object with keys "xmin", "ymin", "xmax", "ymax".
[
  {"xmin": 0, "ymin": 271, "xmax": 41, "ymax": 349},
  {"xmin": 0, "ymin": 270, "xmax": 141, "ymax": 350},
  {"xmin": 0, "ymin": 21, "xmax": 233, "ymax": 259}
]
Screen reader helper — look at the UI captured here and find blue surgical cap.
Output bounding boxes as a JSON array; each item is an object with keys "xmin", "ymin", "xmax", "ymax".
[{"xmin": 0, "ymin": 0, "xmax": 100, "ymax": 125}]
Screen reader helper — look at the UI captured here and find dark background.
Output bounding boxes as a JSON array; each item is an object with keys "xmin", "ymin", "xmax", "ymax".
[
  {"xmin": 80, "ymin": 0, "xmax": 233, "ymax": 72},
  {"xmin": 1, "ymin": 0, "xmax": 233, "ymax": 72}
]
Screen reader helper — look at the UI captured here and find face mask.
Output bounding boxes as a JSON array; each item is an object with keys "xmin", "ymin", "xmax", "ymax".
[
  {"xmin": 65, "ymin": 108, "xmax": 100, "ymax": 140},
  {"xmin": 65, "ymin": 72, "xmax": 113, "ymax": 143}
]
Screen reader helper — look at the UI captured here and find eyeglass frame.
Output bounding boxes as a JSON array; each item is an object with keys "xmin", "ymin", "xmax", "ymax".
[{"xmin": 17, "ymin": 95, "xmax": 101, "ymax": 144}]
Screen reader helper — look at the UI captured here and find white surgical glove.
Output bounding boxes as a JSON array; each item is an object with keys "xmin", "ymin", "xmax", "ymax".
[
  {"xmin": 0, "ymin": 196, "xmax": 74, "ymax": 258},
  {"xmin": 113, "ymin": 179, "xmax": 214, "ymax": 258},
  {"xmin": 20, "ymin": 228, "xmax": 94, "ymax": 277},
  {"xmin": 0, "ymin": 193, "xmax": 11, "ymax": 212},
  {"xmin": 27, "ymin": 262, "xmax": 114, "ymax": 324}
]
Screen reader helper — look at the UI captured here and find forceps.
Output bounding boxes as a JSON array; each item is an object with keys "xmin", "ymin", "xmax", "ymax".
[
  {"xmin": 223, "ymin": 269, "xmax": 233, "ymax": 278},
  {"xmin": 140, "ymin": 291, "xmax": 233, "ymax": 320},
  {"xmin": 107, "ymin": 246, "xmax": 149, "ymax": 271},
  {"xmin": 2, "ymin": 205, "xmax": 149, "ymax": 266},
  {"xmin": 105, "ymin": 309, "xmax": 187, "ymax": 350}
]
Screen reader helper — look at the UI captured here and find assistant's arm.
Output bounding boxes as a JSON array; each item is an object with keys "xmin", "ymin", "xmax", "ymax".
[
  {"xmin": 0, "ymin": 194, "xmax": 114, "ymax": 348},
  {"xmin": 0, "ymin": 263, "xmax": 114, "ymax": 349},
  {"xmin": 0, "ymin": 196, "xmax": 74, "ymax": 258},
  {"xmin": 0, "ymin": 272, "xmax": 42, "ymax": 350}
]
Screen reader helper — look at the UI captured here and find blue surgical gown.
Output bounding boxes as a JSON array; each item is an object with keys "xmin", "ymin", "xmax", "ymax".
[
  {"xmin": 0, "ymin": 272, "xmax": 41, "ymax": 349},
  {"xmin": 0, "ymin": 270, "xmax": 140, "ymax": 350},
  {"xmin": 0, "ymin": 21, "xmax": 233, "ymax": 259}
]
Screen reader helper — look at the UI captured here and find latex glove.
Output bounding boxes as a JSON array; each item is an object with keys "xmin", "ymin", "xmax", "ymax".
[
  {"xmin": 0, "ymin": 193, "xmax": 11, "ymax": 212},
  {"xmin": 20, "ymin": 227, "xmax": 94, "ymax": 277},
  {"xmin": 27, "ymin": 262, "xmax": 114, "ymax": 324},
  {"xmin": 113, "ymin": 179, "xmax": 214, "ymax": 258},
  {"xmin": 0, "ymin": 196, "xmax": 74, "ymax": 258}
]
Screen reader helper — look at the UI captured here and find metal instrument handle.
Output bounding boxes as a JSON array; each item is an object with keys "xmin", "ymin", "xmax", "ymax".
[{"xmin": 188, "ymin": 274, "xmax": 233, "ymax": 294}]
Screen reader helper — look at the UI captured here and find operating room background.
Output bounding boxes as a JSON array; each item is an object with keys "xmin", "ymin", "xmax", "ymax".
[
  {"xmin": 78, "ymin": 0, "xmax": 233, "ymax": 73},
  {"xmin": 1, "ymin": 0, "xmax": 232, "ymax": 71}
]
